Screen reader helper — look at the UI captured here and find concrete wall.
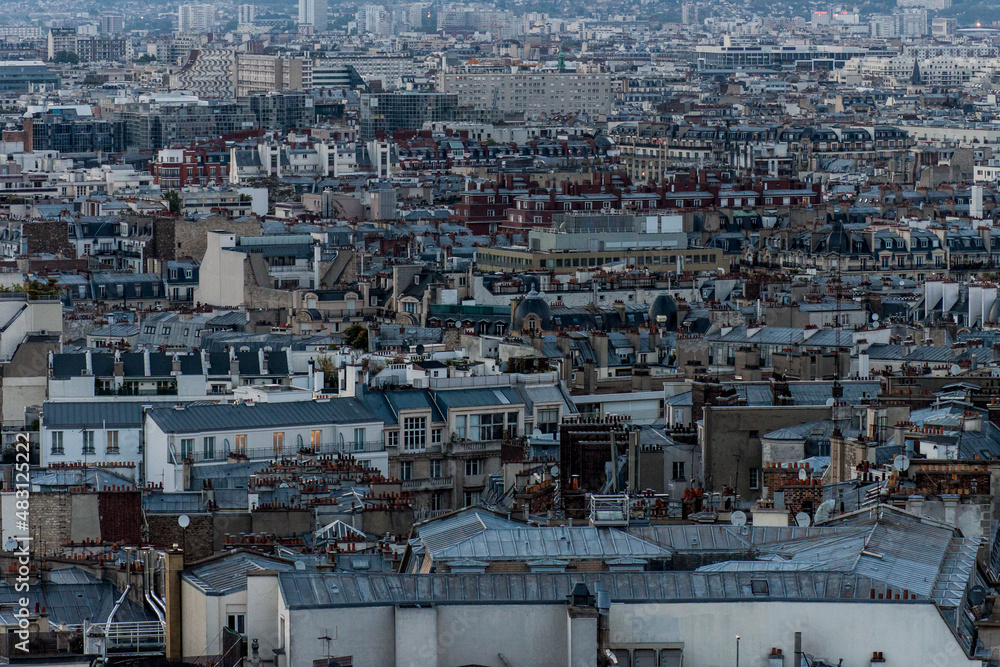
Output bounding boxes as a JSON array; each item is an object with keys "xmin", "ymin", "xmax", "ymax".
[
  {"xmin": 610, "ymin": 601, "xmax": 979, "ymax": 666},
  {"xmin": 702, "ymin": 405, "xmax": 831, "ymax": 499}
]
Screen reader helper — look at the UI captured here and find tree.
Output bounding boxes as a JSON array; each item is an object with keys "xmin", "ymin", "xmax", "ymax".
[
  {"xmin": 135, "ymin": 54, "xmax": 156, "ymax": 63},
  {"xmin": 344, "ymin": 324, "xmax": 369, "ymax": 351},
  {"xmin": 165, "ymin": 190, "xmax": 182, "ymax": 214},
  {"xmin": 51, "ymin": 51, "xmax": 79, "ymax": 64}
]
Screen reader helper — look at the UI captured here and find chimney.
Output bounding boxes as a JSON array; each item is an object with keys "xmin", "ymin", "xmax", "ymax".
[
  {"xmin": 171, "ymin": 354, "xmax": 182, "ymax": 376},
  {"xmin": 164, "ymin": 549, "xmax": 184, "ymax": 661},
  {"xmin": 794, "ymin": 632, "xmax": 802, "ymax": 667}
]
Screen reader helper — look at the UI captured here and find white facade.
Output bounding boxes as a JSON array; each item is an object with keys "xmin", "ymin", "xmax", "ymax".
[
  {"xmin": 245, "ymin": 573, "xmax": 981, "ymax": 667},
  {"xmin": 298, "ymin": 0, "xmax": 328, "ymax": 29},
  {"xmin": 143, "ymin": 404, "xmax": 386, "ymax": 491},
  {"xmin": 178, "ymin": 4, "xmax": 216, "ymax": 33}
]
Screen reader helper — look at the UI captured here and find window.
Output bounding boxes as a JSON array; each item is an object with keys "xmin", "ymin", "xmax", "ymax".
[
  {"xmin": 432, "ymin": 428, "xmax": 442, "ymax": 444},
  {"xmin": 106, "ymin": 430, "xmax": 119, "ymax": 454},
  {"xmin": 537, "ymin": 408, "xmax": 559, "ymax": 434},
  {"xmin": 430, "ymin": 459, "xmax": 442, "ymax": 478},
  {"xmin": 203, "ymin": 436, "xmax": 215, "ymax": 460},
  {"xmin": 463, "ymin": 490, "xmax": 481, "ymax": 506},
  {"xmin": 465, "ymin": 459, "xmax": 483, "ymax": 476},
  {"xmin": 272, "ymin": 432, "xmax": 284, "ymax": 456},
  {"xmin": 748, "ymin": 430, "xmax": 759, "ymax": 439},
  {"xmin": 234, "ymin": 434, "xmax": 246, "ymax": 455},
  {"xmin": 454, "ymin": 415, "xmax": 466, "ymax": 439},
  {"xmin": 354, "ymin": 428, "xmax": 365, "ymax": 451},
  {"xmin": 311, "ymin": 429, "xmax": 322, "ymax": 449},
  {"xmin": 749, "ymin": 467, "xmax": 761, "ymax": 490},
  {"xmin": 51, "ymin": 431, "xmax": 64, "ymax": 455},
  {"xmin": 227, "ymin": 613, "xmax": 245, "ymax": 635},
  {"xmin": 432, "ymin": 491, "xmax": 447, "ymax": 511},
  {"xmin": 79, "ymin": 430, "xmax": 96, "ymax": 455},
  {"xmin": 400, "ymin": 461, "xmax": 412, "ymax": 481},
  {"xmin": 387, "ymin": 431, "xmax": 400, "ymax": 447},
  {"xmin": 403, "ymin": 416, "xmax": 426, "ymax": 451},
  {"xmin": 672, "ymin": 461, "xmax": 685, "ymax": 481},
  {"xmin": 179, "ymin": 438, "xmax": 193, "ymax": 460},
  {"xmin": 470, "ymin": 412, "xmax": 504, "ymax": 441},
  {"xmin": 403, "ymin": 301, "xmax": 418, "ymax": 314}
]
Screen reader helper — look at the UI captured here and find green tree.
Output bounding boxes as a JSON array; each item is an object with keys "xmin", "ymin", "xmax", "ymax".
[
  {"xmin": 51, "ymin": 51, "xmax": 79, "ymax": 64},
  {"xmin": 165, "ymin": 190, "xmax": 182, "ymax": 214},
  {"xmin": 135, "ymin": 54, "xmax": 156, "ymax": 63},
  {"xmin": 344, "ymin": 324, "xmax": 369, "ymax": 351}
]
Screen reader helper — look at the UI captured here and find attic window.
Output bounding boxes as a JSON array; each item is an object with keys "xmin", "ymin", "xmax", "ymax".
[{"xmin": 751, "ymin": 580, "xmax": 769, "ymax": 596}]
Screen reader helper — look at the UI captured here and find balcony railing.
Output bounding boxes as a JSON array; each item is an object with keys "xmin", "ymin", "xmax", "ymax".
[
  {"xmin": 178, "ymin": 439, "xmax": 386, "ymax": 464},
  {"xmin": 402, "ymin": 475, "xmax": 454, "ymax": 490}
]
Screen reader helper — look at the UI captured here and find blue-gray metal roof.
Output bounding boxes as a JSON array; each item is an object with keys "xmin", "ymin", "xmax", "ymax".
[
  {"xmin": 42, "ymin": 401, "xmax": 166, "ymax": 429},
  {"xmin": 432, "ymin": 526, "xmax": 669, "ymax": 562},
  {"xmin": 182, "ymin": 551, "xmax": 297, "ymax": 596},
  {"xmin": 277, "ymin": 570, "xmax": 918, "ymax": 609},
  {"xmin": 147, "ymin": 398, "xmax": 379, "ymax": 434}
]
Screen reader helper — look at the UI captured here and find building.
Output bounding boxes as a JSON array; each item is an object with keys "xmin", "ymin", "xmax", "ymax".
[
  {"xmin": 25, "ymin": 107, "xmax": 125, "ymax": 153},
  {"xmin": 143, "ymin": 398, "xmax": 385, "ymax": 491},
  {"xmin": 242, "ymin": 506, "xmax": 983, "ymax": 667},
  {"xmin": 439, "ymin": 67, "xmax": 612, "ymax": 118},
  {"xmin": 298, "ymin": 0, "xmax": 328, "ymax": 31},
  {"xmin": 246, "ymin": 92, "xmax": 316, "ymax": 132},
  {"xmin": 359, "ymin": 92, "xmax": 458, "ymax": 139},
  {"xmin": 100, "ymin": 13, "xmax": 124, "ymax": 34},
  {"xmin": 0, "ymin": 60, "xmax": 59, "ymax": 93},
  {"xmin": 234, "ymin": 54, "xmax": 312, "ymax": 97},
  {"xmin": 237, "ymin": 4, "xmax": 255, "ymax": 26},
  {"xmin": 178, "ymin": 4, "xmax": 216, "ymax": 34}
]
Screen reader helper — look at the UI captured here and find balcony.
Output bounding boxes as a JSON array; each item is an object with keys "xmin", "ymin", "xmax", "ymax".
[
  {"xmin": 402, "ymin": 475, "xmax": 454, "ymax": 490},
  {"xmin": 181, "ymin": 439, "xmax": 386, "ymax": 464},
  {"xmin": 448, "ymin": 439, "xmax": 508, "ymax": 455}
]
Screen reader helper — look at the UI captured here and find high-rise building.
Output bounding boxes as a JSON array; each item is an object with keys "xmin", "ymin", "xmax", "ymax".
[
  {"xmin": 681, "ymin": 3, "xmax": 698, "ymax": 26},
  {"xmin": 100, "ymin": 13, "xmax": 124, "ymax": 34},
  {"xmin": 298, "ymin": 0, "xmax": 328, "ymax": 31},
  {"xmin": 178, "ymin": 4, "xmax": 216, "ymax": 34},
  {"xmin": 900, "ymin": 8, "xmax": 928, "ymax": 37},
  {"xmin": 238, "ymin": 4, "xmax": 256, "ymax": 26}
]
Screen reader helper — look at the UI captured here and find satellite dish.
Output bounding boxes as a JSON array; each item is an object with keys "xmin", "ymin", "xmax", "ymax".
[
  {"xmin": 871, "ymin": 313, "xmax": 879, "ymax": 322},
  {"xmin": 893, "ymin": 455, "xmax": 910, "ymax": 472},
  {"xmin": 826, "ymin": 397, "xmax": 836, "ymax": 406},
  {"xmin": 178, "ymin": 514, "xmax": 190, "ymax": 529},
  {"xmin": 970, "ymin": 585, "xmax": 988, "ymax": 606},
  {"xmin": 814, "ymin": 499, "xmax": 836, "ymax": 524},
  {"xmin": 950, "ymin": 364, "xmax": 961, "ymax": 375},
  {"xmin": 730, "ymin": 510, "xmax": 747, "ymax": 527},
  {"xmin": 3, "ymin": 537, "xmax": 18, "ymax": 552},
  {"xmin": 550, "ymin": 465, "xmax": 560, "ymax": 477},
  {"xmin": 294, "ymin": 560, "xmax": 306, "ymax": 571},
  {"xmin": 798, "ymin": 468, "xmax": 808, "ymax": 481},
  {"xmin": 415, "ymin": 344, "xmax": 425, "ymax": 355},
  {"xmin": 532, "ymin": 428, "xmax": 543, "ymax": 438},
  {"xmin": 795, "ymin": 512, "xmax": 811, "ymax": 527}
]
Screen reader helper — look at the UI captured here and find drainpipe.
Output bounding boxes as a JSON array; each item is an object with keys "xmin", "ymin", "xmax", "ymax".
[{"xmin": 105, "ymin": 549, "xmax": 132, "ymax": 635}]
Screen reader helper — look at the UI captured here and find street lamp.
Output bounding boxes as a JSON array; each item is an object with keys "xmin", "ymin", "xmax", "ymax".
[{"xmin": 736, "ymin": 635, "xmax": 740, "ymax": 667}]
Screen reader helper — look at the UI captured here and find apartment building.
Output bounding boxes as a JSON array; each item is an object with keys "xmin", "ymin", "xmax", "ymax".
[
  {"xmin": 234, "ymin": 54, "xmax": 312, "ymax": 97},
  {"xmin": 439, "ymin": 66, "xmax": 613, "ymax": 117}
]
